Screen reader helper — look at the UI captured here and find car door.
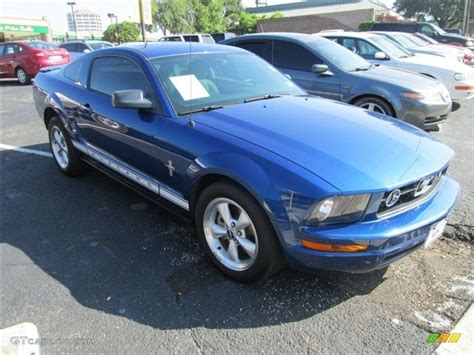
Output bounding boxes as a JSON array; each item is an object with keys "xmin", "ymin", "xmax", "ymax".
[
  {"xmin": 2, "ymin": 43, "xmax": 21, "ymax": 76},
  {"xmin": 272, "ymin": 40, "xmax": 340, "ymax": 100},
  {"xmin": 77, "ymin": 55, "xmax": 164, "ymax": 179}
]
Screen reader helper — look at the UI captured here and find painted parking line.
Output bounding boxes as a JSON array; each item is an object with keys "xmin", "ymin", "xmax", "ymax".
[
  {"xmin": 0, "ymin": 143, "xmax": 52, "ymax": 158},
  {"xmin": 435, "ymin": 304, "xmax": 474, "ymax": 355}
]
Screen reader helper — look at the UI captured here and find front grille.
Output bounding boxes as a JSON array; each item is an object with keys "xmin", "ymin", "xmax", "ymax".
[{"xmin": 377, "ymin": 168, "xmax": 447, "ymax": 216}]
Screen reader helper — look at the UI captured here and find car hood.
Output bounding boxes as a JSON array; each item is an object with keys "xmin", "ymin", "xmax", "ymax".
[
  {"xmin": 352, "ymin": 65, "xmax": 442, "ymax": 91},
  {"xmin": 194, "ymin": 96, "xmax": 454, "ymax": 192},
  {"xmin": 399, "ymin": 54, "xmax": 473, "ymax": 73}
]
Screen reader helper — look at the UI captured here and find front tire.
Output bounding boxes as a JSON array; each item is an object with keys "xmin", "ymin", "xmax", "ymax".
[
  {"xmin": 195, "ymin": 181, "xmax": 285, "ymax": 282},
  {"xmin": 16, "ymin": 67, "xmax": 31, "ymax": 85},
  {"xmin": 353, "ymin": 96, "xmax": 395, "ymax": 117},
  {"xmin": 48, "ymin": 117, "xmax": 85, "ymax": 176}
]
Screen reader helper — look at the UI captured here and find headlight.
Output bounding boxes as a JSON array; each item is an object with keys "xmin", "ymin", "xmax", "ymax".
[
  {"xmin": 455, "ymin": 73, "xmax": 466, "ymax": 81},
  {"xmin": 401, "ymin": 91, "xmax": 446, "ymax": 104},
  {"xmin": 308, "ymin": 194, "xmax": 371, "ymax": 225},
  {"xmin": 465, "ymin": 40, "xmax": 472, "ymax": 47}
]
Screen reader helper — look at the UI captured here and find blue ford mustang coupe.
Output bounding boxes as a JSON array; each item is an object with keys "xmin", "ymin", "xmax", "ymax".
[{"xmin": 33, "ymin": 43, "xmax": 459, "ymax": 282}]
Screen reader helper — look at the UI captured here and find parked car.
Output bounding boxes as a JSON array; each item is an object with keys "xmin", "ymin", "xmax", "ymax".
[
  {"xmin": 412, "ymin": 32, "xmax": 474, "ymax": 65},
  {"xmin": 319, "ymin": 32, "xmax": 474, "ymax": 102},
  {"xmin": 59, "ymin": 40, "xmax": 114, "ymax": 61},
  {"xmin": 0, "ymin": 41, "xmax": 69, "ymax": 84},
  {"xmin": 33, "ymin": 43, "xmax": 459, "ymax": 281},
  {"xmin": 211, "ymin": 32, "xmax": 236, "ymax": 43},
  {"xmin": 444, "ymin": 28, "xmax": 462, "ymax": 35},
  {"xmin": 370, "ymin": 31, "xmax": 464, "ymax": 63},
  {"xmin": 158, "ymin": 34, "xmax": 215, "ymax": 44},
  {"xmin": 370, "ymin": 22, "xmax": 474, "ymax": 50},
  {"xmin": 223, "ymin": 33, "xmax": 451, "ymax": 130}
]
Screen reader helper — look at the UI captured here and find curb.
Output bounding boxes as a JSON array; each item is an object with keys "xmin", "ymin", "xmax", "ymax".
[{"xmin": 434, "ymin": 304, "xmax": 474, "ymax": 354}]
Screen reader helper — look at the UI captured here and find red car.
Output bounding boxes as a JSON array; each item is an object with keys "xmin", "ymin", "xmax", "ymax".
[
  {"xmin": 412, "ymin": 32, "xmax": 474, "ymax": 64},
  {"xmin": 0, "ymin": 41, "xmax": 70, "ymax": 85}
]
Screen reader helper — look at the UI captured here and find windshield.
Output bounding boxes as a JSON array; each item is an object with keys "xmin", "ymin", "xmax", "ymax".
[
  {"xmin": 416, "ymin": 33, "xmax": 438, "ymax": 44},
  {"xmin": 370, "ymin": 35, "xmax": 412, "ymax": 58},
  {"xmin": 401, "ymin": 34, "xmax": 429, "ymax": 47},
  {"xmin": 391, "ymin": 34, "xmax": 419, "ymax": 49},
  {"xmin": 151, "ymin": 52, "xmax": 304, "ymax": 115},
  {"xmin": 311, "ymin": 39, "xmax": 371, "ymax": 71},
  {"xmin": 89, "ymin": 42, "xmax": 113, "ymax": 50},
  {"xmin": 431, "ymin": 24, "xmax": 447, "ymax": 35},
  {"xmin": 28, "ymin": 42, "xmax": 58, "ymax": 50}
]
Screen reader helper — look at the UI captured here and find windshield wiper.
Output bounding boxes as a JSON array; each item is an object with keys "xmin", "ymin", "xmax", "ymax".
[
  {"xmin": 353, "ymin": 66, "xmax": 370, "ymax": 71},
  {"xmin": 178, "ymin": 105, "xmax": 224, "ymax": 116},
  {"xmin": 243, "ymin": 94, "xmax": 282, "ymax": 103}
]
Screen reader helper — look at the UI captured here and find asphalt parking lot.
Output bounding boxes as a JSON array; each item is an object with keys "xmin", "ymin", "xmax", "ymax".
[{"xmin": 1, "ymin": 80, "xmax": 473, "ymax": 353}]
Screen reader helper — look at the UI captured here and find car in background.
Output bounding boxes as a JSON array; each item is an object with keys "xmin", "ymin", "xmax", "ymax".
[
  {"xmin": 444, "ymin": 28, "xmax": 462, "ymax": 35},
  {"xmin": 59, "ymin": 40, "xmax": 114, "ymax": 61},
  {"xmin": 370, "ymin": 31, "xmax": 464, "ymax": 63},
  {"xmin": 0, "ymin": 41, "xmax": 69, "ymax": 84},
  {"xmin": 211, "ymin": 32, "xmax": 236, "ymax": 43},
  {"xmin": 370, "ymin": 22, "xmax": 474, "ymax": 50},
  {"xmin": 319, "ymin": 32, "xmax": 474, "ymax": 102},
  {"xmin": 32, "ymin": 43, "xmax": 459, "ymax": 281},
  {"xmin": 158, "ymin": 34, "xmax": 215, "ymax": 44},
  {"xmin": 223, "ymin": 33, "xmax": 451, "ymax": 130},
  {"xmin": 413, "ymin": 32, "xmax": 474, "ymax": 65}
]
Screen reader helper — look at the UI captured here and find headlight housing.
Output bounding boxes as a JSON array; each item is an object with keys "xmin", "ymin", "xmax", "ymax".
[
  {"xmin": 308, "ymin": 194, "xmax": 371, "ymax": 225},
  {"xmin": 454, "ymin": 73, "xmax": 466, "ymax": 81},
  {"xmin": 465, "ymin": 40, "xmax": 472, "ymax": 47},
  {"xmin": 401, "ymin": 91, "xmax": 447, "ymax": 104}
]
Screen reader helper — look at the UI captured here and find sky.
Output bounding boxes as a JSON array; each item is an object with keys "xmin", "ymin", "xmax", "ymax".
[{"xmin": 1, "ymin": 0, "xmax": 396, "ymax": 34}]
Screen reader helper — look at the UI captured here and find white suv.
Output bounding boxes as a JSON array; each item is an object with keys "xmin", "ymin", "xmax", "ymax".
[{"xmin": 158, "ymin": 34, "xmax": 215, "ymax": 44}]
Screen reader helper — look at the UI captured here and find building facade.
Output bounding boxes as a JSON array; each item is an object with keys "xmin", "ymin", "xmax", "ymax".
[
  {"xmin": 67, "ymin": 9, "xmax": 102, "ymax": 34},
  {"xmin": 0, "ymin": 16, "xmax": 50, "ymax": 42}
]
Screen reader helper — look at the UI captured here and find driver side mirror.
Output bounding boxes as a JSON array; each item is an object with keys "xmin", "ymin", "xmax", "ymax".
[
  {"xmin": 311, "ymin": 64, "xmax": 330, "ymax": 74},
  {"xmin": 374, "ymin": 51, "xmax": 388, "ymax": 60},
  {"xmin": 112, "ymin": 90, "xmax": 153, "ymax": 109}
]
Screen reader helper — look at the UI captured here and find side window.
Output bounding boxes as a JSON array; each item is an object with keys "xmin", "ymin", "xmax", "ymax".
[
  {"xmin": 64, "ymin": 60, "xmax": 84, "ymax": 84},
  {"xmin": 4, "ymin": 44, "xmax": 20, "ymax": 55},
  {"xmin": 183, "ymin": 35, "xmax": 199, "ymax": 42},
  {"xmin": 76, "ymin": 43, "xmax": 88, "ymax": 53},
  {"xmin": 273, "ymin": 40, "xmax": 321, "ymax": 71},
  {"xmin": 201, "ymin": 35, "xmax": 214, "ymax": 44},
  {"xmin": 341, "ymin": 38, "xmax": 358, "ymax": 53},
  {"xmin": 89, "ymin": 57, "xmax": 152, "ymax": 98},
  {"xmin": 234, "ymin": 41, "xmax": 271, "ymax": 62},
  {"xmin": 357, "ymin": 39, "xmax": 380, "ymax": 59},
  {"xmin": 0, "ymin": 44, "xmax": 5, "ymax": 56},
  {"xmin": 62, "ymin": 43, "xmax": 76, "ymax": 52},
  {"xmin": 421, "ymin": 25, "xmax": 435, "ymax": 37}
]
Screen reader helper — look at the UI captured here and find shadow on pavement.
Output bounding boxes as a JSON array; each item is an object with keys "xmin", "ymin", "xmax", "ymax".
[{"xmin": 1, "ymin": 143, "xmax": 387, "ymax": 330}]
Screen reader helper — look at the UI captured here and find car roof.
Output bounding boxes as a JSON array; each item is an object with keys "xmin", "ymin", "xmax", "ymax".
[
  {"xmin": 317, "ymin": 31, "xmax": 376, "ymax": 39},
  {"xmin": 117, "ymin": 42, "xmax": 245, "ymax": 58}
]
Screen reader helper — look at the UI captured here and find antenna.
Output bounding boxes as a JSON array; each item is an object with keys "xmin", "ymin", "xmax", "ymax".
[{"xmin": 188, "ymin": 34, "xmax": 195, "ymax": 127}]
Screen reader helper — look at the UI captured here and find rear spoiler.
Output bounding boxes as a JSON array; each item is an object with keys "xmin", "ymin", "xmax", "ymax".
[{"xmin": 39, "ymin": 65, "xmax": 64, "ymax": 73}]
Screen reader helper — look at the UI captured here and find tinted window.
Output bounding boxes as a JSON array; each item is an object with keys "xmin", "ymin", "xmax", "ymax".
[
  {"xmin": 0, "ymin": 44, "xmax": 5, "ymax": 56},
  {"xmin": 371, "ymin": 23, "xmax": 398, "ymax": 31},
  {"xmin": 76, "ymin": 43, "xmax": 88, "ymax": 52},
  {"xmin": 234, "ymin": 41, "xmax": 271, "ymax": 61},
  {"xmin": 88, "ymin": 42, "xmax": 113, "ymax": 50},
  {"xmin": 421, "ymin": 25, "xmax": 435, "ymax": 36},
  {"xmin": 89, "ymin": 57, "xmax": 152, "ymax": 97},
  {"xmin": 60, "ymin": 43, "xmax": 76, "ymax": 51},
  {"xmin": 160, "ymin": 36, "xmax": 182, "ymax": 42},
  {"xmin": 273, "ymin": 40, "xmax": 321, "ymax": 71},
  {"xmin": 64, "ymin": 60, "xmax": 84, "ymax": 84},
  {"xmin": 183, "ymin": 35, "xmax": 199, "ymax": 42},
  {"xmin": 4, "ymin": 44, "xmax": 22, "ymax": 55},
  {"xmin": 398, "ymin": 24, "xmax": 417, "ymax": 32}
]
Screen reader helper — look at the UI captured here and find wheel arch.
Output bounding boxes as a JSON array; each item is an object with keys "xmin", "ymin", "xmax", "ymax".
[
  {"xmin": 43, "ymin": 106, "xmax": 58, "ymax": 128},
  {"xmin": 349, "ymin": 93, "xmax": 397, "ymax": 117}
]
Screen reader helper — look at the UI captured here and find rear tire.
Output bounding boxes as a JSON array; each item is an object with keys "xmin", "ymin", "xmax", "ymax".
[
  {"xmin": 16, "ymin": 67, "xmax": 31, "ymax": 85},
  {"xmin": 353, "ymin": 96, "xmax": 395, "ymax": 117},
  {"xmin": 48, "ymin": 116, "xmax": 86, "ymax": 176},
  {"xmin": 195, "ymin": 181, "xmax": 285, "ymax": 282}
]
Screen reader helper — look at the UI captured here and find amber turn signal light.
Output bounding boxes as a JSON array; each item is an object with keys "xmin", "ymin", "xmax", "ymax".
[{"xmin": 301, "ymin": 240, "xmax": 368, "ymax": 252}]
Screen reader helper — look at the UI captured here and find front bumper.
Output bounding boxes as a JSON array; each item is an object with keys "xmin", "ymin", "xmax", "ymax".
[
  {"xmin": 284, "ymin": 176, "xmax": 459, "ymax": 273},
  {"xmin": 399, "ymin": 97, "xmax": 451, "ymax": 130}
]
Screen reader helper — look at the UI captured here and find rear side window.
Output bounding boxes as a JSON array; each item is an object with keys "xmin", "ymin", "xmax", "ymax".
[
  {"xmin": 0, "ymin": 44, "xmax": 5, "ymax": 56},
  {"xmin": 421, "ymin": 25, "xmax": 435, "ymax": 36},
  {"xmin": 28, "ymin": 42, "xmax": 58, "ymax": 50},
  {"xmin": 398, "ymin": 24, "xmax": 417, "ymax": 32},
  {"xmin": 89, "ymin": 57, "xmax": 152, "ymax": 98},
  {"xmin": 160, "ymin": 36, "xmax": 182, "ymax": 42},
  {"xmin": 234, "ymin": 41, "xmax": 271, "ymax": 62},
  {"xmin": 61, "ymin": 43, "xmax": 77, "ymax": 52},
  {"xmin": 273, "ymin": 40, "xmax": 321, "ymax": 71},
  {"xmin": 4, "ymin": 44, "xmax": 22, "ymax": 55},
  {"xmin": 183, "ymin": 35, "xmax": 199, "ymax": 42},
  {"xmin": 371, "ymin": 23, "xmax": 398, "ymax": 31},
  {"xmin": 201, "ymin": 35, "xmax": 214, "ymax": 44},
  {"xmin": 64, "ymin": 60, "xmax": 84, "ymax": 84}
]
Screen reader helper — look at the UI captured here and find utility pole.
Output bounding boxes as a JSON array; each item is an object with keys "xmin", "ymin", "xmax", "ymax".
[
  {"xmin": 138, "ymin": 0, "xmax": 146, "ymax": 42},
  {"xmin": 462, "ymin": 0, "xmax": 472, "ymax": 35},
  {"xmin": 67, "ymin": 2, "xmax": 78, "ymax": 39}
]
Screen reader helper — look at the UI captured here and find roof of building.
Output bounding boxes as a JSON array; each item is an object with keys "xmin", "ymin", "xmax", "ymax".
[{"xmin": 247, "ymin": 0, "xmax": 390, "ymax": 15}]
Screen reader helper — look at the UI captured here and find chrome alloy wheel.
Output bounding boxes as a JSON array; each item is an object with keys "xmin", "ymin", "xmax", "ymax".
[
  {"xmin": 359, "ymin": 102, "xmax": 386, "ymax": 114},
  {"xmin": 203, "ymin": 197, "xmax": 259, "ymax": 271},
  {"xmin": 16, "ymin": 69, "xmax": 27, "ymax": 84},
  {"xmin": 51, "ymin": 126, "xmax": 69, "ymax": 169}
]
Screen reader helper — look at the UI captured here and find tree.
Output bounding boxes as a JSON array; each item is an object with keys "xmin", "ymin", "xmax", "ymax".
[
  {"xmin": 239, "ymin": 11, "xmax": 283, "ymax": 34},
  {"xmin": 192, "ymin": 0, "xmax": 226, "ymax": 33},
  {"xmin": 103, "ymin": 21, "xmax": 140, "ymax": 43},
  {"xmin": 394, "ymin": 0, "xmax": 472, "ymax": 28},
  {"xmin": 154, "ymin": 0, "xmax": 194, "ymax": 35},
  {"xmin": 224, "ymin": 0, "xmax": 244, "ymax": 30}
]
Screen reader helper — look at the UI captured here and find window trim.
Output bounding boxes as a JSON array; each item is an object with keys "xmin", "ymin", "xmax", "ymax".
[{"xmin": 87, "ymin": 54, "xmax": 163, "ymax": 114}]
